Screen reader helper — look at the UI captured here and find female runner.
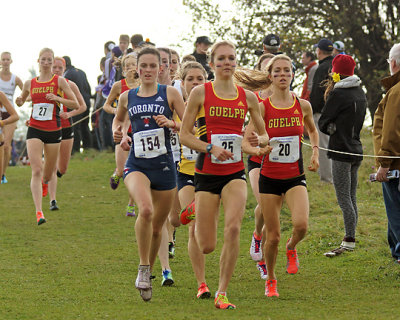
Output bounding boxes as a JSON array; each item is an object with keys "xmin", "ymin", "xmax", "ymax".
[
  {"xmin": 176, "ymin": 61, "xmax": 211, "ymax": 298},
  {"xmin": 47, "ymin": 57, "xmax": 87, "ymax": 210},
  {"xmin": 0, "ymin": 91, "xmax": 19, "ymax": 179},
  {"xmin": 112, "ymin": 47, "xmax": 185, "ymax": 301},
  {"xmin": 16, "ymin": 48, "xmax": 78, "ymax": 225},
  {"xmin": 0, "ymin": 52, "xmax": 23, "ymax": 183},
  {"xmin": 180, "ymin": 40, "xmax": 269, "ymax": 310},
  {"xmin": 104, "ymin": 53, "xmax": 139, "ymax": 217},
  {"xmin": 234, "ymin": 57, "xmax": 275, "ymax": 279},
  {"xmin": 243, "ymin": 54, "xmax": 319, "ymax": 297}
]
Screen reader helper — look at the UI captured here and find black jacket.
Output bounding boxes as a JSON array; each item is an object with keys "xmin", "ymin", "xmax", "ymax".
[
  {"xmin": 192, "ymin": 51, "xmax": 214, "ymax": 80},
  {"xmin": 318, "ymin": 76, "xmax": 367, "ymax": 162},
  {"xmin": 64, "ymin": 66, "xmax": 92, "ymax": 108},
  {"xmin": 310, "ymin": 55, "xmax": 334, "ymax": 114}
]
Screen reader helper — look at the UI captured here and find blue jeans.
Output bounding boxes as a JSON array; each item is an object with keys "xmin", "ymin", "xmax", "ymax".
[{"xmin": 382, "ymin": 178, "xmax": 400, "ymax": 259}]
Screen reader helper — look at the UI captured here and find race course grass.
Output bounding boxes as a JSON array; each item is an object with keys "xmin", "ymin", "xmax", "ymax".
[{"xmin": 1, "ymin": 130, "xmax": 399, "ymax": 320}]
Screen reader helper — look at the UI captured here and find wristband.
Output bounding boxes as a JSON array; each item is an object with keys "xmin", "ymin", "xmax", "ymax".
[
  {"xmin": 171, "ymin": 119, "xmax": 176, "ymax": 129},
  {"xmin": 312, "ymin": 145, "xmax": 319, "ymax": 150},
  {"xmin": 206, "ymin": 143, "xmax": 213, "ymax": 154}
]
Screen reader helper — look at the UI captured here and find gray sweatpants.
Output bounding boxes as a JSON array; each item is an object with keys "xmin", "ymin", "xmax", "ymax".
[{"xmin": 332, "ymin": 159, "xmax": 362, "ymax": 239}]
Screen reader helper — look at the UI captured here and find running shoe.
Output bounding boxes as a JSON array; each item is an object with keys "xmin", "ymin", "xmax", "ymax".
[
  {"xmin": 324, "ymin": 240, "xmax": 355, "ymax": 257},
  {"xmin": 180, "ymin": 200, "xmax": 195, "ymax": 225},
  {"xmin": 214, "ymin": 293, "xmax": 236, "ymax": 309},
  {"xmin": 126, "ymin": 204, "xmax": 136, "ymax": 217},
  {"xmin": 110, "ymin": 170, "xmax": 121, "ymax": 190},
  {"xmin": 197, "ymin": 282, "xmax": 211, "ymax": 299},
  {"xmin": 265, "ymin": 279, "xmax": 279, "ymax": 297},
  {"xmin": 1, "ymin": 175, "xmax": 8, "ymax": 184},
  {"xmin": 36, "ymin": 211, "xmax": 46, "ymax": 225},
  {"xmin": 161, "ymin": 269, "xmax": 174, "ymax": 286},
  {"xmin": 257, "ymin": 261, "xmax": 268, "ymax": 280},
  {"xmin": 135, "ymin": 265, "xmax": 152, "ymax": 302},
  {"xmin": 286, "ymin": 239, "xmax": 299, "ymax": 274},
  {"xmin": 250, "ymin": 232, "xmax": 263, "ymax": 261},
  {"xmin": 50, "ymin": 200, "xmax": 59, "ymax": 211},
  {"xmin": 42, "ymin": 180, "xmax": 48, "ymax": 197},
  {"xmin": 168, "ymin": 241, "xmax": 175, "ymax": 259}
]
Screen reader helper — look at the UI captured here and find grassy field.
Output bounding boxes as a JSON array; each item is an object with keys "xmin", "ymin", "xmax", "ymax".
[{"xmin": 1, "ymin": 130, "xmax": 400, "ymax": 320}]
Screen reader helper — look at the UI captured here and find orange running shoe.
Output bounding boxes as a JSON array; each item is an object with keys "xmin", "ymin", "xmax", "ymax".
[
  {"xmin": 214, "ymin": 293, "xmax": 236, "ymax": 309},
  {"xmin": 197, "ymin": 282, "xmax": 211, "ymax": 299},
  {"xmin": 36, "ymin": 211, "xmax": 46, "ymax": 225},
  {"xmin": 180, "ymin": 199, "xmax": 195, "ymax": 225},
  {"xmin": 42, "ymin": 180, "xmax": 48, "ymax": 197},
  {"xmin": 265, "ymin": 279, "xmax": 279, "ymax": 297},
  {"xmin": 286, "ymin": 238, "xmax": 299, "ymax": 274}
]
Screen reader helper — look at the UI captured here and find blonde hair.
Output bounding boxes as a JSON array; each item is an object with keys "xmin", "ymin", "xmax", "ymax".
[
  {"xmin": 234, "ymin": 68, "xmax": 271, "ymax": 91},
  {"xmin": 179, "ymin": 61, "xmax": 207, "ymax": 81},
  {"xmin": 235, "ymin": 54, "xmax": 292, "ymax": 91},
  {"xmin": 255, "ymin": 53, "xmax": 275, "ymax": 71},
  {"xmin": 121, "ymin": 54, "xmax": 139, "ymax": 79},
  {"xmin": 54, "ymin": 56, "xmax": 66, "ymax": 66},
  {"xmin": 39, "ymin": 48, "xmax": 54, "ymax": 59},
  {"xmin": 209, "ymin": 40, "xmax": 236, "ymax": 64}
]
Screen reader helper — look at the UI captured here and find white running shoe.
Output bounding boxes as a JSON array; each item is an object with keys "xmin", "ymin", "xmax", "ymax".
[{"xmin": 250, "ymin": 232, "xmax": 263, "ymax": 261}]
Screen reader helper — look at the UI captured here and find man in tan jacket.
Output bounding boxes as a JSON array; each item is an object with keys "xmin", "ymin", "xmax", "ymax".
[{"xmin": 373, "ymin": 43, "xmax": 400, "ymax": 264}]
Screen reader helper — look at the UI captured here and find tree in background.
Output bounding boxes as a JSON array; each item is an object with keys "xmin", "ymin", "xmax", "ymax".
[{"xmin": 183, "ymin": 0, "xmax": 400, "ymax": 122}]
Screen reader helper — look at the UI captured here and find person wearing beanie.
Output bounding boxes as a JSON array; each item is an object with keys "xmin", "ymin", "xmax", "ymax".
[
  {"xmin": 310, "ymin": 38, "xmax": 334, "ymax": 183},
  {"xmin": 318, "ymin": 54, "xmax": 367, "ymax": 257}
]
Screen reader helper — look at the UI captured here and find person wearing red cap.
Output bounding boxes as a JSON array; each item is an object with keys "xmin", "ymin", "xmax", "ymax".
[{"xmin": 318, "ymin": 54, "xmax": 367, "ymax": 256}]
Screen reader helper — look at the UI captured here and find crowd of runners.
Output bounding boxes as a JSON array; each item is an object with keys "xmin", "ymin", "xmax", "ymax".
[{"xmin": 1, "ymin": 33, "xmax": 400, "ymax": 310}]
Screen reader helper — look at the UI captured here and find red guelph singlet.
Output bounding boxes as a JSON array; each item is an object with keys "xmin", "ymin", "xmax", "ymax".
[
  {"xmin": 195, "ymin": 82, "xmax": 247, "ymax": 175},
  {"xmin": 29, "ymin": 74, "xmax": 61, "ymax": 131},
  {"xmin": 249, "ymin": 91, "xmax": 266, "ymax": 165},
  {"xmin": 260, "ymin": 95, "xmax": 304, "ymax": 179},
  {"xmin": 120, "ymin": 78, "xmax": 133, "ymax": 134}
]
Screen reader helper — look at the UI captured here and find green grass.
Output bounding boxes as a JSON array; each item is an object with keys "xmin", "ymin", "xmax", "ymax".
[{"xmin": 1, "ymin": 130, "xmax": 399, "ymax": 320}]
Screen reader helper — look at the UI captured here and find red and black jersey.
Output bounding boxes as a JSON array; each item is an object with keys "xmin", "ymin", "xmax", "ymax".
[
  {"xmin": 260, "ymin": 95, "xmax": 304, "ymax": 179},
  {"xmin": 249, "ymin": 91, "xmax": 267, "ymax": 164},
  {"xmin": 59, "ymin": 79, "xmax": 73, "ymax": 129},
  {"xmin": 195, "ymin": 82, "xmax": 248, "ymax": 175},
  {"xmin": 29, "ymin": 74, "xmax": 61, "ymax": 131},
  {"xmin": 120, "ymin": 78, "xmax": 133, "ymax": 134}
]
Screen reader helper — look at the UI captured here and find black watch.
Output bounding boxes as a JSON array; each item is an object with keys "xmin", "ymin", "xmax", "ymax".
[{"xmin": 206, "ymin": 143, "xmax": 213, "ymax": 154}]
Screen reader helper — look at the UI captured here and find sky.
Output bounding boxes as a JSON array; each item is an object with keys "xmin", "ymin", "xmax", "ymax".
[{"xmin": 3, "ymin": 0, "xmax": 199, "ymax": 99}]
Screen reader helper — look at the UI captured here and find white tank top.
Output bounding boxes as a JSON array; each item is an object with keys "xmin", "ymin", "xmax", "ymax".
[{"xmin": 0, "ymin": 74, "xmax": 17, "ymax": 111}]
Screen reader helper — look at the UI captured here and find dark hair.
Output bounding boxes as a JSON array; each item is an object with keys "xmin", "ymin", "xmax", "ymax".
[
  {"xmin": 130, "ymin": 34, "xmax": 144, "ymax": 47},
  {"xmin": 323, "ymin": 74, "xmax": 349, "ymax": 101},
  {"xmin": 62, "ymin": 56, "xmax": 72, "ymax": 67},
  {"xmin": 157, "ymin": 47, "xmax": 172, "ymax": 64},
  {"xmin": 137, "ymin": 47, "xmax": 161, "ymax": 65},
  {"xmin": 304, "ymin": 51, "xmax": 315, "ymax": 61},
  {"xmin": 100, "ymin": 57, "xmax": 106, "ymax": 67},
  {"xmin": 104, "ymin": 41, "xmax": 115, "ymax": 52},
  {"xmin": 255, "ymin": 53, "xmax": 275, "ymax": 71}
]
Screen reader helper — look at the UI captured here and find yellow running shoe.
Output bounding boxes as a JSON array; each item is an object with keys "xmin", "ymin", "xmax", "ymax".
[{"xmin": 214, "ymin": 293, "xmax": 236, "ymax": 309}]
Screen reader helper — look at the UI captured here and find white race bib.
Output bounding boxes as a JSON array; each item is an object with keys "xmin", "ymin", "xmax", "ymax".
[
  {"xmin": 269, "ymin": 135, "xmax": 299, "ymax": 163},
  {"xmin": 133, "ymin": 128, "xmax": 167, "ymax": 159},
  {"xmin": 32, "ymin": 103, "xmax": 54, "ymax": 121},
  {"xmin": 211, "ymin": 134, "xmax": 242, "ymax": 164},
  {"xmin": 182, "ymin": 145, "xmax": 198, "ymax": 161}
]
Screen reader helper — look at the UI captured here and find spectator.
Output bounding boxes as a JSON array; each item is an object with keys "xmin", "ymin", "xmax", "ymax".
[
  {"xmin": 373, "ymin": 43, "xmax": 400, "ymax": 264},
  {"xmin": 310, "ymin": 38, "xmax": 334, "ymax": 183},
  {"xmin": 318, "ymin": 54, "xmax": 367, "ymax": 256},
  {"xmin": 119, "ymin": 34, "xmax": 130, "ymax": 55},
  {"xmin": 300, "ymin": 51, "xmax": 318, "ymax": 101},
  {"xmin": 63, "ymin": 56, "xmax": 92, "ymax": 152},
  {"xmin": 262, "ymin": 34, "xmax": 282, "ymax": 55},
  {"xmin": 92, "ymin": 57, "xmax": 107, "ymax": 150},
  {"xmin": 130, "ymin": 34, "xmax": 143, "ymax": 51},
  {"xmin": 333, "ymin": 41, "xmax": 346, "ymax": 56},
  {"xmin": 104, "ymin": 41, "xmax": 115, "ymax": 59},
  {"xmin": 192, "ymin": 36, "xmax": 213, "ymax": 80}
]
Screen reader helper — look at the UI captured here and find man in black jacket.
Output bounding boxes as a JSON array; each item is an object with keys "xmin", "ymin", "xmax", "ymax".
[
  {"xmin": 192, "ymin": 36, "xmax": 213, "ymax": 80},
  {"xmin": 63, "ymin": 56, "xmax": 92, "ymax": 152},
  {"xmin": 310, "ymin": 39, "xmax": 334, "ymax": 183}
]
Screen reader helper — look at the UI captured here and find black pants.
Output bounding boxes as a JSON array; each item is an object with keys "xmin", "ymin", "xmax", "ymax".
[{"xmin": 72, "ymin": 110, "xmax": 92, "ymax": 152}]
